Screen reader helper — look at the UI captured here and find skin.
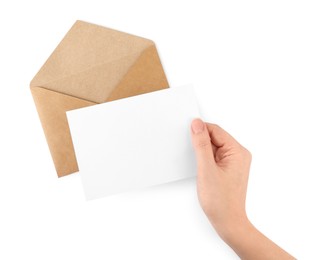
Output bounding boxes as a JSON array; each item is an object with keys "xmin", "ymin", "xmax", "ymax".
[{"xmin": 190, "ymin": 118, "xmax": 295, "ymax": 260}]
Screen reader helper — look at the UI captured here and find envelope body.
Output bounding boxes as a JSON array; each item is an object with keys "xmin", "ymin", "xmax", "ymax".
[{"xmin": 30, "ymin": 20, "xmax": 169, "ymax": 177}]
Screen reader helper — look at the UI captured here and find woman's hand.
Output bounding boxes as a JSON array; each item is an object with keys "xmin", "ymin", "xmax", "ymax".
[{"xmin": 191, "ymin": 119, "xmax": 295, "ymax": 260}]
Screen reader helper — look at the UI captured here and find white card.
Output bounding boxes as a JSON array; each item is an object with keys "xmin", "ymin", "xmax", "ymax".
[{"xmin": 67, "ymin": 86, "xmax": 200, "ymax": 199}]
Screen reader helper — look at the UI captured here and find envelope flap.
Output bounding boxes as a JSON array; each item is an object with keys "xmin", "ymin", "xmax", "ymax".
[
  {"xmin": 30, "ymin": 20, "xmax": 154, "ymax": 92},
  {"xmin": 39, "ymin": 53, "xmax": 141, "ymax": 103}
]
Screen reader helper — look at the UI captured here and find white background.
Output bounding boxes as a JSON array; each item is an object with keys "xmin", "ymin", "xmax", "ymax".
[{"xmin": 0, "ymin": 0, "xmax": 310, "ymax": 259}]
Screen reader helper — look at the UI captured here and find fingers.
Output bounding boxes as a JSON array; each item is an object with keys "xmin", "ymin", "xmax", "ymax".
[
  {"xmin": 191, "ymin": 119, "xmax": 216, "ymax": 170},
  {"xmin": 205, "ymin": 123, "xmax": 240, "ymax": 149}
]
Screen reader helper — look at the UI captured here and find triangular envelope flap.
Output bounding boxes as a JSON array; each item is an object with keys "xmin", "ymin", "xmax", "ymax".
[
  {"xmin": 42, "ymin": 53, "xmax": 140, "ymax": 103},
  {"xmin": 106, "ymin": 45, "xmax": 169, "ymax": 101},
  {"xmin": 30, "ymin": 20, "xmax": 153, "ymax": 92},
  {"xmin": 31, "ymin": 86, "xmax": 95, "ymax": 177}
]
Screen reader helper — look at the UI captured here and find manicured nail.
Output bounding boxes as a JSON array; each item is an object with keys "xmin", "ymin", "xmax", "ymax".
[{"xmin": 191, "ymin": 119, "xmax": 204, "ymax": 134}]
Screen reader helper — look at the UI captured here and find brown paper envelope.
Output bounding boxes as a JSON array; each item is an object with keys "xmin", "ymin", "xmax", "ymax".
[{"xmin": 30, "ymin": 20, "xmax": 169, "ymax": 177}]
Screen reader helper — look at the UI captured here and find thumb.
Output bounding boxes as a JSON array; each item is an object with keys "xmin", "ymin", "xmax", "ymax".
[{"xmin": 191, "ymin": 119, "xmax": 215, "ymax": 170}]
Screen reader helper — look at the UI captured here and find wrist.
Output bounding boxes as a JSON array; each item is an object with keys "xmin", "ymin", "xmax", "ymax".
[{"xmin": 212, "ymin": 214, "xmax": 253, "ymax": 244}]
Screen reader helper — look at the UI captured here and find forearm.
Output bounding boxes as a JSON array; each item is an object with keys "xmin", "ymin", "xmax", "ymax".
[{"xmin": 219, "ymin": 218, "xmax": 295, "ymax": 260}]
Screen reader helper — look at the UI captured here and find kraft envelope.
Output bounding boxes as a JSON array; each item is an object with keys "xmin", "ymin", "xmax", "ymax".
[
  {"xmin": 30, "ymin": 20, "xmax": 169, "ymax": 177},
  {"xmin": 67, "ymin": 86, "xmax": 200, "ymax": 200}
]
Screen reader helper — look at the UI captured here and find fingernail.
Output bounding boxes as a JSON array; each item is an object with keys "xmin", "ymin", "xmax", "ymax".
[{"xmin": 191, "ymin": 119, "xmax": 204, "ymax": 134}]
